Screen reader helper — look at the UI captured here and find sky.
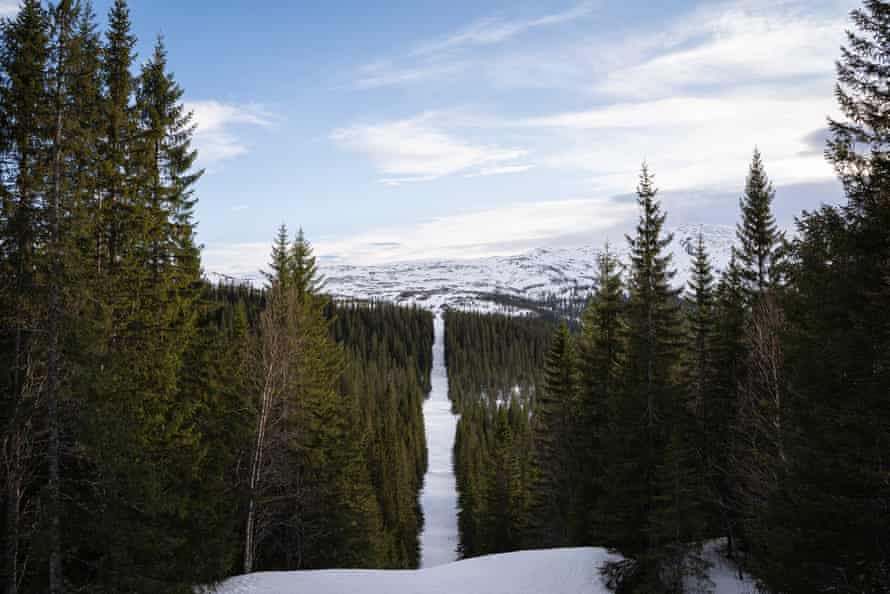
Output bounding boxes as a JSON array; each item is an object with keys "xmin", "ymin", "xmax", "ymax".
[{"xmin": 4, "ymin": 0, "xmax": 858, "ymax": 276}]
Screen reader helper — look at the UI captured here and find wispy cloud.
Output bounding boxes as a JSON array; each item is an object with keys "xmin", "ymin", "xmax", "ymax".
[
  {"xmin": 0, "ymin": 2, "xmax": 18, "ymax": 18},
  {"xmin": 331, "ymin": 114, "xmax": 529, "ymax": 184},
  {"xmin": 203, "ymin": 196, "xmax": 635, "ymax": 274},
  {"xmin": 592, "ymin": 7, "xmax": 843, "ymax": 98},
  {"xmin": 187, "ymin": 100, "xmax": 273, "ymax": 165},
  {"xmin": 414, "ymin": 2, "xmax": 595, "ymax": 55},
  {"xmin": 353, "ymin": 2, "xmax": 595, "ymax": 89},
  {"xmin": 314, "ymin": 196, "xmax": 633, "ymax": 264}
]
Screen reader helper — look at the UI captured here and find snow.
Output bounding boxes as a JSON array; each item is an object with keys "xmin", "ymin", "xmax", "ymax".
[
  {"xmin": 312, "ymin": 224, "xmax": 737, "ymax": 314},
  {"xmin": 208, "ymin": 224, "xmax": 737, "ymax": 315},
  {"xmin": 418, "ymin": 315, "xmax": 460, "ymax": 567},
  {"xmin": 209, "ymin": 543, "xmax": 757, "ymax": 594},
  {"xmin": 203, "ymin": 225, "xmax": 758, "ymax": 594},
  {"xmin": 208, "ymin": 547, "xmax": 620, "ymax": 594},
  {"xmin": 693, "ymin": 540, "xmax": 758, "ymax": 594}
]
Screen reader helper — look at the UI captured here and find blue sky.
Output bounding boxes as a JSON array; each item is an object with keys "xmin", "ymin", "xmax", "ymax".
[{"xmin": 4, "ymin": 0, "xmax": 857, "ymax": 275}]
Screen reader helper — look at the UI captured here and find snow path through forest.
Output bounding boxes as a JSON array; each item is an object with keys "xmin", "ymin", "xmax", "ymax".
[{"xmin": 418, "ymin": 315, "xmax": 460, "ymax": 568}]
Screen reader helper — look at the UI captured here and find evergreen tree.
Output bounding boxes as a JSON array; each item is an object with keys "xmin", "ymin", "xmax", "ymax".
[
  {"xmin": 0, "ymin": 4, "xmax": 50, "ymax": 592},
  {"xmin": 600, "ymin": 164, "xmax": 697, "ymax": 592},
  {"xmin": 289, "ymin": 228, "xmax": 324, "ymax": 302},
  {"xmin": 759, "ymin": 2, "xmax": 890, "ymax": 590},
  {"xmin": 264, "ymin": 223, "xmax": 289, "ymax": 287},
  {"xmin": 530, "ymin": 323, "xmax": 580, "ymax": 547},
  {"xmin": 704, "ymin": 255, "xmax": 747, "ymax": 558},
  {"xmin": 735, "ymin": 149, "xmax": 782, "ymax": 295},
  {"xmin": 96, "ymin": 0, "xmax": 136, "ymax": 273},
  {"xmin": 578, "ymin": 245, "xmax": 625, "ymax": 544},
  {"xmin": 685, "ymin": 230, "xmax": 715, "ymax": 411}
]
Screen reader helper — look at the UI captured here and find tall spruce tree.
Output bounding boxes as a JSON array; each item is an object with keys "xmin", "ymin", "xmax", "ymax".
[
  {"xmin": 735, "ymin": 149, "xmax": 782, "ymax": 295},
  {"xmin": 600, "ymin": 165, "xmax": 696, "ymax": 593},
  {"xmin": 578, "ymin": 245, "xmax": 625, "ymax": 544},
  {"xmin": 761, "ymin": 1, "xmax": 890, "ymax": 591},
  {"xmin": 0, "ymin": 4, "xmax": 50, "ymax": 593},
  {"xmin": 707, "ymin": 254, "xmax": 747, "ymax": 559},
  {"xmin": 531, "ymin": 323, "xmax": 580, "ymax": 547}
]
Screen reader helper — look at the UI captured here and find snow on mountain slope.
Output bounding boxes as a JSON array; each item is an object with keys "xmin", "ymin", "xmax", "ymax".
[
  {"xmin": 208, "ymin": 547, "xmax": 620, "ymax": 594},
  {"xmin": 314, "ymin": 224, "xmax": 736, "ymax": 313}
]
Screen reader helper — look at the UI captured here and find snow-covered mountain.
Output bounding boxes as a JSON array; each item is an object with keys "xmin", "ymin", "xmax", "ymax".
[{"xmin": 315, "ymin": 224, "xmax": 736, "ymax": 313}]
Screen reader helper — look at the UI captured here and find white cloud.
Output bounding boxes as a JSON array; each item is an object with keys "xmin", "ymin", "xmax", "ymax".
[
  {"xmin": 532, "ymin": 92, "xmax": 839, "ymax": 194},
  {"xmin": 314, "ymin": 198, "xmax": 633, "ymax": 264},
  {"xmin": 353, "ymin": 3, "xmax": 595, "ymax": 89},
  {"xmin": 331, "ymin": 115, "xmax": 529, "ymax": 183},
  {"xmin": 355, "ymin": 60, "xmax": 469, "ymax": 90},
  {"xmin": 187, "ymin": 100, "xmax": 272, "ymax": 165},
  {"xmin": 0, "ymin": 2, "xmax": 18, "ymax": 18},
  {"xmin": 593, "ymin": 10, "xmax": 844, "ymax": 98},
  {"xmin": 203, "ymin": 196, "xmax": 636, "ymax": 275},
  {"xmin": 414, "ymin": 2, "xmax": 595, "ymax": 55},
  {"xmin": 465, "ymin": 164, "xmax": 533, "ymax": 177}
]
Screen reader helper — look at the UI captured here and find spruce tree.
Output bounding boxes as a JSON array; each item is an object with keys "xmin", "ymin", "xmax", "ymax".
[
  {"xmin": 530, "ymin": 323, "xmax": 580, "ymax": 547},
  {"xmin": 707, "ymin": 254, "xmax": 746, "ymax": 557},
  {"xmin": 763, "ymin": 2, "xmax": 890, "ymax": 590},
  {"xmin": 578, "ymin": 245, "xmax": 624, "ymax": 544},
  {"xmin": 264, "ymin": 223, "xmax": 289, "ymax": 287},
  {"xmin": 685, "ymin": 230, "xmax": 715, "ymax": 411},
  {"xmin": 735, "ymin": 149, "xmax": 782, "ymax": 295},
  {"xmin": 601, "ymin": 164, "xmax": 691, "ymax": 592},
  {"xmin": 0, "ymin": 4, "xmax": 50, "ymax": 592}
]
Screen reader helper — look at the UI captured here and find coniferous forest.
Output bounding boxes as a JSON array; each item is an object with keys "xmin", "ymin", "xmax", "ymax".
[
  {"xmin": 448, "ymin": 2, "xmax": 890, "ymax": 592},
  {"xmin": 0, "ymin": 0, "xmax": 889, "ymax": 593}
]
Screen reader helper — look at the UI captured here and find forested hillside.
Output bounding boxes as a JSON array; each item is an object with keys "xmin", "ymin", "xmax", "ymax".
[
  {"xmin": 447, "ymin": 3, "xmax": 890, "ymax": 589},
  {"xmin": 0, "ymin": 0, "xmax": 888, "ymax": 593},
  {"xmin": 0, "ymin": 1, "xmax": 433, "ymax": 591},
  {"xmin": 446, "ymin": 311, "xmax": 553, "ymax": 558}
]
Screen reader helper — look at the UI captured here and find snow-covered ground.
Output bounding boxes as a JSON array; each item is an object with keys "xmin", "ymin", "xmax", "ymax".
[
  {"xmin": 209, "ymin": 542, "xmax": 755, "ymax": 594},
  {"xmin": 418, "ymin": 316, "xmax": 460, "ymax": 567},
  {"xmin": 209, "ymin": 547, "xmax": 619, "ymax": 594}
]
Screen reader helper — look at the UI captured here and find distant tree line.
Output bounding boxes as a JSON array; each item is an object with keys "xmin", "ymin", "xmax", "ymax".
[
  {"xmin": 448, "ymin": 2, "xmax": 889, "ymax": 592},
  {"xmin": 446, "ymin": 310, "xmax": 554, "ymax": 557},
  {"xmin": 0, "ymin": 1, "xmax": 433, "ymax": 592}
]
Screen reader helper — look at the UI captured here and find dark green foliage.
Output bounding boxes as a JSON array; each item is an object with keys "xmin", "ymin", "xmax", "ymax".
[
  {"xmin": 333, "ymin": 301, "xmax": 432, "ymax": 568},
  {"xmin": 0, "ymin": 2, "xmax": 433, "ymax": 590},
  {"xmin": 735, "ymin": 149, "xmax": 782, "ymax": 295},
  {"xmin": 747, "ymin": 2, "xmax": 890, "ymax": 591},
  {"xmin": 530, "ymin": 323, "xmax": 582, "ymax": 547},
  {"xmin": 598, "ymin": 165, "xmax": 707, "ymax": 592},
  {"xmin": 449, "ymin": 310, "xmax": 552, "ymax": 558},
  {"xmin": 578, "ymin": 247, "xmax": 625, "ymax": 545}
]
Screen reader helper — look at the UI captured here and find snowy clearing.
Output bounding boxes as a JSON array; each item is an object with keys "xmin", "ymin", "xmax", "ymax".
[
  {"xmin": 418, "ymin": 315, "xmax": 460, "ymax": 567},
  {"xmin": 208, "ymin": 547, "xmax": 620, "ymax": 594},
  {"xmin": 208, "ymin": 540, "xmax": 755, "ymax": 594}
]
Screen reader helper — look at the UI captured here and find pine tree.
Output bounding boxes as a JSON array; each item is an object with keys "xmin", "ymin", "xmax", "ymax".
[
  {"xmin": 735, "ymin": 149, "xmax": 782, "ymax": 295},
  {"xmin": 530, "ymin": 323, "xmax": 580, "ymax": 547},
  {"xmin": 289, "ymin": 227, "xmax": 324, "ymax": 302},
  {"xmin": 578, "ymin": 245, "xmax": 624, "ymax": 544},
  {"xmin": 707, "ymin": 254, "xmax": 746, "ymax": 558},
  {"xmin": 685, "ymin": 230, "xmax": 715, "ymax": 411},
  {"xmin": 601, "ymin": 164, "xmax": 690, "ymax": 592},
  {"xmin": 264, "ymin": 223, "xmax": 289, "ymax": 288},
  {"xmin": 0, "ymin": 4, "xmax": 50, "ymax": 592},
  {"xmin": 760, "ymin": 2, "xmax": 890, "ymax": 591}
]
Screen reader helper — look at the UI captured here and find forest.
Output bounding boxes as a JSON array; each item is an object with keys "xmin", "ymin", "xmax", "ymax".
[
  {"xmin": 0, "ymin": 1, "xmax": 434, "ymax": 591},
  {"xmin": 0, "ymin": 0, "xmax": 888, "ymax": 593},
  {"xmin": 447, "ymin": 2, "xmax": 890, "ymax": 590}
]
